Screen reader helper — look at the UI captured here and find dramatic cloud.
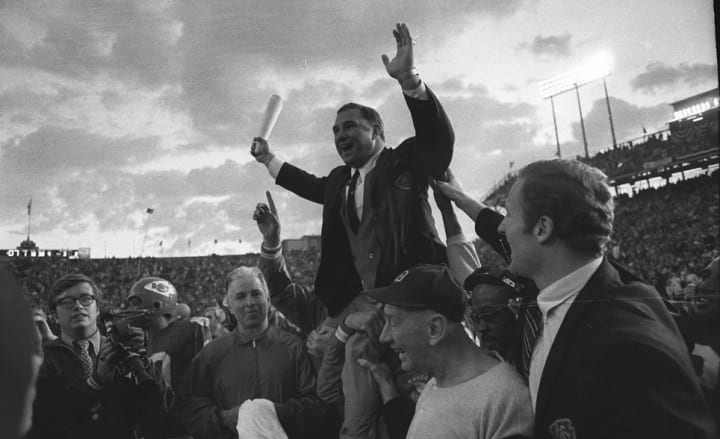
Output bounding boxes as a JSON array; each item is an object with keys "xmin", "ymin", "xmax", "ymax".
[
  {"xmin": 0, "ymin": 0, "xmax": 715, "ymax": 256},
  {"xmin": 517, "ymin": 32, "xmax": 573, "ymax": 59},
  {"xmin": 631, "ymin": 62, "xmax": 718, "ymax": 94}
]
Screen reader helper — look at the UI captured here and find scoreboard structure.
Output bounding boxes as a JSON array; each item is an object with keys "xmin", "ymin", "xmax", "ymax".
[{"xmin": 1, "ymin": 248, "xmax": 91, "ymax": 259}]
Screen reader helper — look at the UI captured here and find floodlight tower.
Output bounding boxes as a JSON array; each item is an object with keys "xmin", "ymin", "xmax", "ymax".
[{"xmin": 539, "ymin": 52, "xmax": 616, "ymax": 159}]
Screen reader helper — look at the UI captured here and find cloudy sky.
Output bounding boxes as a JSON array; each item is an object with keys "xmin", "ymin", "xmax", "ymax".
[{"xmin": 1, "ymin": 0, "xmax": 717, "ymax": 258}]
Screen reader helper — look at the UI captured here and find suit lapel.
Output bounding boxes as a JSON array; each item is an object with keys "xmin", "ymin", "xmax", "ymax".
[
  {"xmin": 367, "ymin": 149, "xmax": 390, "ymax": 208},
  {"xmin": 326, "ymin": 166, "xmax": 352, "ymax": 215},
  {"xmin": 535, "ymin": 258, "xmax": 621, "ymax": 421}
]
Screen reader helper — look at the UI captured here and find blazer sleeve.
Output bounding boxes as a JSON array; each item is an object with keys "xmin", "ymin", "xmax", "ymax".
[
  {"xmin": 276, "ymin": 162, "xmax": 329, "ymax": 205},
  {"xmin": 401, "ymin": 86, "xmax": 455, "ymax": 178},
  {"xmin": 259, "ymin": 251, "xmax": 325, "ymax": 334}
]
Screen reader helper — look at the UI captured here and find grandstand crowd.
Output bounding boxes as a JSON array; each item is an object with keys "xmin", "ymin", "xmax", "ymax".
[
  {"xmin": 9, "ymin": 171, "xmax": 718, "ymax": 342},
  {"xmin": 2, "ymin": 22, "xmax": 718, "ymax": 439}
]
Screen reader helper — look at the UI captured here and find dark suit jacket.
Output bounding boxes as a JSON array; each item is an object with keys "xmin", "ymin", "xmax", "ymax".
[
  {"xmin": 474, "ymin": 209, "xmax": 716, "ymax": 439},
  {"xmin": 277, "ymin": 87, "xmax": 453, "ymax": 316}
]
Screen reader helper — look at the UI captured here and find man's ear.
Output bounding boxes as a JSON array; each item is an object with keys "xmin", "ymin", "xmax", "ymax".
[
  {"xmin": 427, "ymin": 314, "xmax": 448, "ymax": 346},
  {"xmin": 534, "ymin": 215, "xmax": 554, "ymax": 244}
]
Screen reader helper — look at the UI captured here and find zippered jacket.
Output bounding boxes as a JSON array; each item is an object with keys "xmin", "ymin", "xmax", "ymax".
[{"xmin": 175, "ymin": 326, "xmax": 323, "ymax": 439}]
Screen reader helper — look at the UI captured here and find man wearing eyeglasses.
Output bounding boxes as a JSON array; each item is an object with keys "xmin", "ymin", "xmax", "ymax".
[
  {"xmin": 27, "ymin": 273, "xmax": 163, "ymax": 439},
  {"xmin": 464, "ymin": 266, "xmax": 523, "ymax": 362}
]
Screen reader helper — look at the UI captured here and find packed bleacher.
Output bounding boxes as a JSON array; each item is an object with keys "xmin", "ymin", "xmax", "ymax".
[{"xmin": 612, "ymin": 172, "xmax": 719, "ymax": 297}]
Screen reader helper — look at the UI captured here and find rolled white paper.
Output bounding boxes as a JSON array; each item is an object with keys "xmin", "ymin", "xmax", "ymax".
[{"xmin": 258, "ymin": 94, "xmax": 283, "ymax": 141}]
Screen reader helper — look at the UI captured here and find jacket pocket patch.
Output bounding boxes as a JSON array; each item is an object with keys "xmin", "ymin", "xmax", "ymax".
[
  {"xmin": 549, "ymin": 418, "xmax": 576, "ymax": 439},
  {"xmin": 394, "ymin": 171, "xmax": 412, "ymax": 190}
]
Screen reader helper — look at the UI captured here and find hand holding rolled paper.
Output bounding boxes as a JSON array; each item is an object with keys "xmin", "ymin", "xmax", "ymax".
[{"xmin": 251, "ymin": 94, "xmax": 283, "ymax": 164}]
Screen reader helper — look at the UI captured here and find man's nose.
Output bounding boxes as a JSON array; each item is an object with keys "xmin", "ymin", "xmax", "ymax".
[{"xmin": 73, "ymin": 299, "xmax": 86, "ymax": 310}]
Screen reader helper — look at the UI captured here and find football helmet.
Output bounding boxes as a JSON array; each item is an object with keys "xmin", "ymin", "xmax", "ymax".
[{"xmin": 125, "ymin": 277, "xmax": 178, "ymax": 318}]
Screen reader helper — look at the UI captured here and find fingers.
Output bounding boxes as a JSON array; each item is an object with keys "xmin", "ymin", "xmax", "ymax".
[
  {"xmin": 381, "ymin": 54, "xmax": 390, "ymax": 69},
  {"xmin": 357, "ymin": 357, "xmax": 375, "ymax": 370},
  {"xmin": 394, "ymin": 22, "xmax": 412, "ymax": 46},
  {"xmin": 253, "ymin": 203, "xmax": 271, "ymax": 221},
  {"xmin": 250, "ymin": 137, "xmax": 268, "ymax": 157},
  {"xmin": 265, "ymin": 191, "xmax": 278, "ymax": 217}
]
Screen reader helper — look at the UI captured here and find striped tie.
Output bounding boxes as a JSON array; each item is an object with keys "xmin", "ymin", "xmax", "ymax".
[
  {"xmin": 520, "ymin": 301, "xmax": 543, "ymax": 378},
  {"xmin": 75, "ymin": 340, "xmax": 94, "ymax": 378}
]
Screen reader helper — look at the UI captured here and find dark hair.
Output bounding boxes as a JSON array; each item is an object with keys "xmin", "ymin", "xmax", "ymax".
[
  {"xmin": 337, "ymin": 103, "xmax": 385, "ymax": 141},
  {"xmin": 517, "ymin": 159, "xmax": 614, "ymax": 256},
  {"xmin": 48, "ymin": 273, "xmax": 103, "ymax": 308}
]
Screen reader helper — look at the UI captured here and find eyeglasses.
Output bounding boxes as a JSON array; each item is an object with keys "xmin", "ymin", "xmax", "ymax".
[
  {"xmin": 56, "ymin": 295, "xmax": 96, "ymax": 309},
  {"xmin": 469, "ymin": 305, "xmax": 514, "ymax": 322}
]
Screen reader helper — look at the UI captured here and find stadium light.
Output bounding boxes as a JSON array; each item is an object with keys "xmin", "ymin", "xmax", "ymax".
[
  {"xmin": 539, "ymin": 51, "xmax": 617, "ymax": 158},
  {"xmin": 539, "ymin": 51, "xmax": 614, "ymax": 99}
]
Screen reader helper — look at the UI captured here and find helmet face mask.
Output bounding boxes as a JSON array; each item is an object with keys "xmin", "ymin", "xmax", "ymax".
[{"xmin": 125, "ymin": 277, "xmax": 179, "ymax": 327}]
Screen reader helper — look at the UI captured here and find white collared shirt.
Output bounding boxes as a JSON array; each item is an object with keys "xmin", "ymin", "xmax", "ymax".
[
  {"xmin": 345, "ymin": 148, "xmax": 382, "ymax": 219},
  {"xmin": 528, "ymin": 256, "xmax": 603, "ymax": 411}
]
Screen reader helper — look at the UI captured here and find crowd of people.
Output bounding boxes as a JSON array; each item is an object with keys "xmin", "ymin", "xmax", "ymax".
[
  {"xmin": 1, "ymin": 22, "xmax": 718, "ymax": 439},
  {"xmin": 612, "ymin": 172, "xmax": 719, "ymax": 298}
]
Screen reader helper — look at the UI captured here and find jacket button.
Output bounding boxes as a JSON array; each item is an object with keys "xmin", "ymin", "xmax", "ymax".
[{"xmin": 368, "ymin": 252, "xmax": 374, "ymax": 260}]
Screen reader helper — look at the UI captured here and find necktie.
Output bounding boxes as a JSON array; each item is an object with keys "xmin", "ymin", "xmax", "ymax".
[
  {"xmin": 520, "ymin": 300, "xmax": 543, "ymax": 378},
  {"xmin": 75, "ymin": 339, "xmax": 94, "ymax": 378},
  {"xmin": 347, "ymin": 170, "xmax": 361, "ymax": 233}
]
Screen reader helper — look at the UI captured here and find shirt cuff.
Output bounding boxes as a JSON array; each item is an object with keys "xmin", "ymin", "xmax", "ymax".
[
  {"xmin": 402, "ymin": 81, "xmax": 428, "ymax": 100},
  {"xmin": 267, "ymin": 156, "xmax": 285, "ymax": 180},
  {"xmin": 260, "ymin": 244, "xmax": 282, "ymax": 260},
  {"xmin": 446, "ymin": 233, "xmax": 470, "ymax": 247}
]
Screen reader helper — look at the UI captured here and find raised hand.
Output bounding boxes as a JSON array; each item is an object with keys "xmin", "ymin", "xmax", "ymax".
[
  {"xmin": 381, "ymin": 23, "xmax": 416, "ymax": 81},
  {"xmin": 433, "ymin": 168, "xmax": 467, "ymax": 203},
  {"xmin": 250, "ymin": 136, "xmax": 274, "ymax": 165},
  {"xmin": 253, "ymin": 199, "xmax": 280, "ymax": 248}
]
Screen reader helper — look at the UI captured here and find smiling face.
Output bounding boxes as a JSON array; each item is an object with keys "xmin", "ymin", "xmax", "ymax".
[
  {"xmin": 470, "ymin": 283, "xmax": 516, "ymax": 355},
  {"xmin": 379, "ymin": 304, "xmax": 431, "ymax": 373},
  {"xmin": 54, "ymin": 282, "xmax": 99, "ymax": 339},
  {"xmin": 226, "ymin": 274, "xmax": 269, "ymax": 333},
  {"xmin": 333, "ymin": 108, "xmax": 380, "ymax": 168}
]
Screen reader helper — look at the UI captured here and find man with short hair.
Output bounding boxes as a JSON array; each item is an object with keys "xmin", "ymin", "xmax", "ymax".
[
  {"xmin": 464, "ymin": 266, "xmax": 522, "ymax": 361},
  {"xmin": 176, "ymin": 266, "xmax": 324, "ymax": 439},
  {"xmin": 365, "ymin": 264, "xmax": 533, "ymax": 439},
  {"xmin": 251, "ymin": 22, "xmax": 453, "ymax": 320},
  {"xmin": 27, "ymin": 273, "xmax": 162, "ymax": 439},
  {"xmin": 252, "ymin": 24, "xmax": 454, "ymax": 436},
  {"xmin": 436, "ymin": 160, "xmax": 716, "ymax": 438}
]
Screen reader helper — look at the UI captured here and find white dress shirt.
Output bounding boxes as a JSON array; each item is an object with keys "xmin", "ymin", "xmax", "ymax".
[{"xmin": 528, "ymin": 256, "xmax": 603, "ymax": 411}]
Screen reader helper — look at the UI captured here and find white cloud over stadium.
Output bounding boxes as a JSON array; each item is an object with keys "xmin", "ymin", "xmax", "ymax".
[{"xmin": 0, "ymin": 0, "xmax": 717, "ymax": 257}]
